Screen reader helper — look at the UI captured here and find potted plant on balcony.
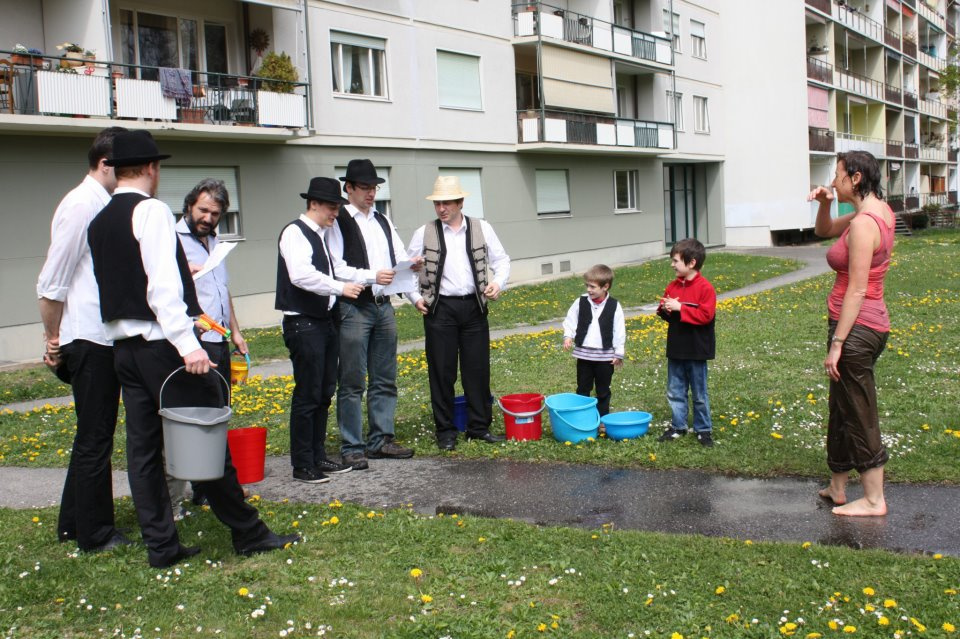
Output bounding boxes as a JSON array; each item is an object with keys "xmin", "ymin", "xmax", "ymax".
[
  {"xmin": 255, "ymin": 51, "xmax": 298, "ymax": 93},
  {"xmin": 83, "ymin": 49, "xmax": 96, "ymax": 69},
  {"xmin": 11, "ymin": 44, "xmax": 44, "ymax": 67},
  {"xmin": 56, "ymin": 42, "xmax": 85, "ymax": 68}
]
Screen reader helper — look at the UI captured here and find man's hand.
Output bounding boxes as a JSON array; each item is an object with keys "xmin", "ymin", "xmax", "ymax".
[
  {"xmin": 375, "ymin": 269, "xmax": 395, "ymax": 285},
  {"xmin": 231, "ymin": 330, "xmax": 248, "ymax": 356},
  {"xmin": 414, "ymin": 299, "xmax": 429, "ymax": 316},
  {"xmin": 184, "ymin": 348, "xmax": 214, "ymax": 375},
  {"xmin": 341, "ymin": 283, "xmax": 364, "ymax": 299},
  {"xmin": 409, "ymin": 256, "xmax": 425, "ymax": 272},
  {"xmin": 43, "ymin": 335, "xmax": 61, "ymax": 369},
  {"xmin": 483, "ymin": 282, "xmax": 502, "ymax": 301},
  {"xmin": 563, "ymin": 337, "xmax": 573, "ymax": 351}
]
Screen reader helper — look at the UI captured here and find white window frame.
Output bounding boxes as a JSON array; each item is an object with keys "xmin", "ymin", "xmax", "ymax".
[
  {"xmin": 118, "ymin": 8, "xmax": 232, "ymax": 77},
  {"xmin": 536, "ymin": 170, "xmax": 571, "ymax": 217},
  {"xmin": 436, "ymin": 50, "xmax": 483, "ymax": 111},
  {"xmin": 335, "ymin": 166, "xmax": 393, "ymax": 219},
  {"xmin": 330, "ymin": 31, "xmax": 388, "ymax": 99},
  {"xmin": 438, "ymin": 167, "xmax": 485, "ymax": 218},
  {"xmin": 667, "ymin": 91, "xmax": 684, "ymax": 132},
  {"xmin": 694, "ymin": 95, "xmax": 710, "ymax": 133},
  {"xmin": 662, "ymin": 10, "xmax": 681, "ymax": 53},
  {"xmin": 158, "ymin": 167, "xmax": 243, "ymax": 239},
  {"xmin": 690, "ymin": 20, "xmax": 707, "ymax": 59},
  {"xmin": 614, "ymin": 170, "xmax": 640, "ymax": 212}
]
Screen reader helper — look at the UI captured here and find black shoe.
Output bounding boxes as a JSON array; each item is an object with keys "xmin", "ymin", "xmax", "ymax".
[
  {"xmin": 466, "ymin": 432, "xmax": 505, "ymax": 443},
  {"xmin": 293, "ymin": 467, "xmax": 330, "ymax": 483},
  {"xmin": 658, "ymin": 428, "xmax": 687, "ymax": 442},
  {"xmin": 438, "ymin": 439, "xmax": 457, "ymax": 451},
  {"xmin": 367, "ymin": 437, "xmax": 414, "ymax": 459},
  {"xmin": 236, "ymin": 531, "xmax": 301, "ymax": 557},
  {"xmin": 149, "ymin": 544, "xmax": 201, "ymax": 568},
  {"xmin": 58, "ymin": 530, "xmax": 77, "ymax": 543},
  {"xmin": 696, "ymin": 432, "xmax": 714, "ymax": 448},
  {"xmin": 342, "ymin": 452, "xmax": 369, "ymax": 470},
  {"xmin": 84, "ymin": 530, "xmax": 134, "ymax": 554},
  {"xmin": 314, "ymin": 458, "xmax": 352, "ymax": 475}
]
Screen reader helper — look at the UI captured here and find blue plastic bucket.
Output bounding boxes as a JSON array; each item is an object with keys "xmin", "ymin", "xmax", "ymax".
[
  {"xmin": 453, "ymin": 395, "xmax": 493, "ymax": 432},
  {"xmin": 545, "ymin": 393, "xmax": 600, "ymax": 443},
  {"xmin": 600, "ymin": 411, "xmax": 653, "ymax": 441}
]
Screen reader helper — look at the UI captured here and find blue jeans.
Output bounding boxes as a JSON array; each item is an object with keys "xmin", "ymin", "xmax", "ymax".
[
  {"xmin": 336, "ymin": 301, "xmax": 398, "ymax": 455},
  {"xmin": 666, "ymin": 358, "xmax": 712, "ymax": 433}
]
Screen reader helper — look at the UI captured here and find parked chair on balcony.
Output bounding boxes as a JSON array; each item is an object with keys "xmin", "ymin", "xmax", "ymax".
[
  {"xmin": 230, "ymin": 98, "xmax": 255, "ymax": 124},
  {"xmin": 0, "ymin": 60, "xmax": 14, "ymax": 114}
]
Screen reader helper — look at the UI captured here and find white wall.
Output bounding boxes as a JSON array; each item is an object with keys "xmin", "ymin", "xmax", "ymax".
[
  {"xmin": 671, "ymin": 0, "xmax": 724, "ymax": 159},
  {"xmin": 721, "ymin": 1, "xmax": 812, "ymax": 245},
  {"xmin": 42, "ymin": 0, "xmax": 108, "ymax": 60},
  {"xmin": 0, "ymin": 0, "xmax": 44, "ymax": 54}
]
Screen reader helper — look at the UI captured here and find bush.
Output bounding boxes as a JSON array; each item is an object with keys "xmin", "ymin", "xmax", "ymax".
[
  {"xmin": 255, "ymin": 51, "xmax": 298, "ymax": 93},
  {"xmin": 910, "ymin": 212, "xmax": 930, "ymax": 229}
]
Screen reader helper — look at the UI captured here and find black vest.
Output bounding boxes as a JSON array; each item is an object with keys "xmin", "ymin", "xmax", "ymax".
[
  {"xmin": 337, "ymin": 207, "xmax": 396, "ymax": 304},
  {"xmin": 275, "ymin": 219, "xmax": 334, "ymax": 319},
  {"xmin": 574, "ymin": 295, "xmax": 618, "ymax": 349},
  {"xmin": 88, "ymin": 192, "xmax": 201, "ymax": 322}
]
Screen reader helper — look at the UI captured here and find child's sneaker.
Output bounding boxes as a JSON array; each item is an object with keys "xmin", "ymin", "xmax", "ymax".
[
  {"xmin": 696, "ymin": 432, "xmax": 714, "ymax": 448},
  {"xmin": 658, "ymin": 427, "xmax": 687, "ymax": 442}
]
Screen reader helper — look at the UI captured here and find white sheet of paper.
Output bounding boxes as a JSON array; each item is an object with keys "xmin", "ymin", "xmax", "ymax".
[
  {"xmin": 381, "ymin": 263, "xmax": 417, "ymax": 296},
  {"xmin": 193, "ymin": 241, "xmax": 237, "ymax": 280}
]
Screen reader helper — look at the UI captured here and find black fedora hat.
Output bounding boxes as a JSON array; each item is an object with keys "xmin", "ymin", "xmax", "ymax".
[
  {"xmin": 300, "ymin": 177, "xmax": 348, "ymax": 204},
  {"xmin": 105, "ymin": 130, "xmax": 171, "ymax": 167},
  {"xmin": 339, "ymin": 158, "xmax": 385, "ymax": 185}
]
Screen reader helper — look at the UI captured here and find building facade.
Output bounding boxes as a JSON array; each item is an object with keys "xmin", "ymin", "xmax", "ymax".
[{"xmin": 0, "ymin": 0, "xmax": 725, "ymax": 364}]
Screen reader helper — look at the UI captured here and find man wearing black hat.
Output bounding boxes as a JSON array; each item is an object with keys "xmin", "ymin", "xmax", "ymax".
[
  {"xmin": 325, "ymin": 159, "xmax": 419, "ymax": 470},
  {"xmin": 88, "ymin": 130, "xmax": 299, "ymax": 568},
  {"xmin": 277, "ymin": 177, "xmax": 364, "ymax": 483}
]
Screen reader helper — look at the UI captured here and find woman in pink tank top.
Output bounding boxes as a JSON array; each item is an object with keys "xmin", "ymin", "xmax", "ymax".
[{"xmin": 807, "ymin": 151, "xmax": 894, "ymax": 518}]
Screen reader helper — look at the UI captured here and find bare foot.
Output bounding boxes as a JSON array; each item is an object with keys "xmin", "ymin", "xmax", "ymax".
[
  {"xmin": 818, "ymin": 486, "xmax": 847, "ymax": 505},
  {"xmin": 832, "ymin": 497, "xmax": 887, "ymax": 517}
]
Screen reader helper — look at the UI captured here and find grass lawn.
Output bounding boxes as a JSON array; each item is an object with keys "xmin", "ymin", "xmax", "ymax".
[{"xmin": 2, "ymin": 500, "xmax": 959, "ymax": 638}]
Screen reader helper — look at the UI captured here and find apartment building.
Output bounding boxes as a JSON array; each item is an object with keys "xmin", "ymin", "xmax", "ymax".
[
  {"xmin": 723, "ymin": 0, "xmax": 958, "ymax": 246},
  {"xmin": 0, "ymin": 0, "xmax": 723, "ymax": 364}
]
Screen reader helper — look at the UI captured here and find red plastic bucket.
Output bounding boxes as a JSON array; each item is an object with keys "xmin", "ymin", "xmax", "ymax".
[
  {"xmin": 227, "ymin": 427, "xmax": 266, "ymax": 484},
  {"xmin": 497, "ymin": 393, "xmax": 545, "ymax": 441}
]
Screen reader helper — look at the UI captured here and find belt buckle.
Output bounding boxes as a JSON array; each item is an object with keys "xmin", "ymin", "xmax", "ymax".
[{"xmin": 374, "ymin": 294, "xmax": 386, "ymax": 305}]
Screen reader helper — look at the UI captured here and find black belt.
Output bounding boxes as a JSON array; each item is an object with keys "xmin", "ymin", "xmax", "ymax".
[
  {"xmin": 348, "ymin": 289, "xmax": 389, "ymax": 305},
  {"xmin": 440, "ymin": 294, "xmax": 477, "ymax": 301}
]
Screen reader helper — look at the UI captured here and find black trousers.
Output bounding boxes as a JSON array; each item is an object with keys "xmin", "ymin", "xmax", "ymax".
[
  {"xmin": 576, "ymin": 358, "xmax": 615, "ymax": 416},
  {"xmin": 283, "ymin": 315, "xmax": 338, "ymax": 470},
  {"xmin": 201, "ymin": 341, "xmax": 231, "ymax": 385},
  {"xmin": 424, "ymin": 296, "xmax": 492, "ymax": 441},
  {"xmin": 56, "ymin": 340, "xmax": 121, "ymax": 549},
  {"xmin": 113, "ymin": 337, "xmax": 269, "ymax": 566}
]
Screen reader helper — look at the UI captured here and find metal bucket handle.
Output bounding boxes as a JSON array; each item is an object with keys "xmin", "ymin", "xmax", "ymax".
[
  {"xmin": 496, "ymin": 395, "xmax": 546, "ymax": 419},
  {"xmin": 159, "ymin": 365, "xmax": 230, "ymax": 412}
]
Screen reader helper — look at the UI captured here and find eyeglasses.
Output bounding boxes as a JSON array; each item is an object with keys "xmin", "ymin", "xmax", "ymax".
[{"xmin": 353, "ymin": 184, "xmax": 381, "ymax": 193}]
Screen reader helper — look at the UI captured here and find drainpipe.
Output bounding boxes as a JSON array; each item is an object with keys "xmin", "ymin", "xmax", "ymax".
[
  {"xmin": 668, "ymin": 0, "xmax": 677, "ymax": 150},
  {"xmin": 101, "ymin": 0, "xmax": 114, "ymax": 61},
  {"xmin": 301, "ymin": 0, "xmax": 314, "ymax": 131},
  {"xmin": 536, "ymin": 0, "xmax": 546, "ymax": 139}
]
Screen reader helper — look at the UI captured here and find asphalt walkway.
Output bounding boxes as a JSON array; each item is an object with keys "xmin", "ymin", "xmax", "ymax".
[{"xmin": 10, "ymin": 246, "xmax": 956, "ymax": 557}]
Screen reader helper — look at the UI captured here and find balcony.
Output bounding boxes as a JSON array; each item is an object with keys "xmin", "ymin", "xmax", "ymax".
[
  {"xmin": 921, "ymin": 144, "xmax": 947, "ymax": 161},
  {"xmin": 905, "ymin": 142, "xmax": 920, "ymax": 159},
  {"xmin": 517, "ymin": 109, "xmax": 674, "ymax": 151},
  {"xmin": 903, "ymin": 38, "xmax": 917, "ymax": 59},
  {"xmin": 512, "ymin": 3, "xmax": 673, "ymax": 67},
  {"xmin": 950, "ymin": 149, "xmax": 958, "ymax": 162},
  {"xmin": 885, "ymin": 83, "xmax": 902, "ymax": 104},
  {"xmin": 836, "ymin": 131, "xmax": 884, "ymax": 157},
  {"xmin": 904, "ymin": 90, "xmax": 919, "ymax": 110},
  {"xmin": 919, "ymin": 94, "xmax": 948, "ymax": 119},
  {"xmin": 833, "ymin": 1, "xmax": 884, "ymax": 44},
  {"xmin": 807, "ymin": 56, "xmax": 833, "ymax": 84},
  {"xmin": 884, "ymin": 27, "xmax": 901, "ymax": 48},
  {"xmin": 809, "ymin": 127, "xmax": 835, "ymax": 152},
  {"xmin": 949, "ymin": 21, "xmax": 956, "ymax": 37},
  {"xmin": 0, "ymin": 53, "xmax": 309, "ymax": 132},
  {"xmin": 887, "ymin": 194, "xmax": 904, "ymax": 212},
  {"xmin": 806, "ymin": 0, "xmax": 831, "ymax": 13},
  {"xmin": 886, "ymin": 139, "xmax": 903, "ymax": 157},
  {"xmin": 906, "ymin": 195, "xmax": 920, "ymax": 208},
  {"xmin": 834, "ymin": 68, "xmax": 884, "ymax": 102},
  {"xmin": 950, "ymin": 190, "xmax": 958, "ymax": 204}
]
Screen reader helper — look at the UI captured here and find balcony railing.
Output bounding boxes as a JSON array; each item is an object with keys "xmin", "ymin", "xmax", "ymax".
[
  {"xmin": 834, "ymin": 68, "xmax": 884, "ymax": 101},
  {"xmin": 807, "ymin": 56, "xmax": 833, "ymax": 83},
  {"xmin": 887, "ymin": 195, "xmax": 904, "ymax": 212},
  {"xmin": 950, "ymin": 149, "xmax": 958, "ymax": 162},
  {"xmin": 836, "ymin": 131, "xmax": 884, "ymax": 157},
  {"xmin": 949, "ymin": 21, "xmax": 956, "ymax": 37},
  {"xmin": 903, "ymin": 38, "xmax": 917, "ymax": 59},
  {"xmin": 517, "ymin": 109, "xmax": 674, "ymax": 150},
  {"xmin": 512, "ymin": 3, "xmax": 673, "ymax": 66},
  {"xmin": 921, "ymin": 192, "xmax": 950, "ymax": 208},
  {"xmin": 809, "ymin": 127, "xmax": 835, "ymax": 152},
  {"xmin": 886, "ymin": 139, "xmax": 903, "ymax": 157},
  {"xmin": 902, "ymin": 0, "xmax": 916, "ymax": 8},
  {"xmin": 919, "ymin": 94, "xmax": 948, "ymax": 119},
  {"xmin": 921, "ymin": 144, "xmax": 947, "ymax": 161},
  {"xmin": 906, "ymin": 195, "xmax": 920, "ymax": 208},
  {"xmin": 885, "ymin": 83, "xmax": 902, "ymax": 104},
  {"xmin": 0, "ymin": 52, "xmax": 309, "ymax": 129},
  {"xmin": 950, "ymin": 190, "xmax": 958, "ymax": 204},
  {"xmin": 806, "ymin": 0, "xmax": 831, "ymax": 13},
  {"xmin": 833, "ymin": 1, "xmax": 884, "ymax": 43},
  {"xmin": 905, "ymin": 142, "xmax": 920, "ymax": 159},
  {"xmin": 904, "ymin": 90, "xmax": 919, "ymax": 110},
  {"xmin": 884, "ymin": 27, "xmax": 901, "ymax": 48}
]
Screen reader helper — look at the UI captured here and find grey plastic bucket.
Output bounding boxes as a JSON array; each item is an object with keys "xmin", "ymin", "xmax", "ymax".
[{"xmin": 159, "ymin": 366, "xmax": 232, "ymax": 481}]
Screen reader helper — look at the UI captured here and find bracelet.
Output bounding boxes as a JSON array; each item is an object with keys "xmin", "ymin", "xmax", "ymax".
[{"xmin": 830, "ymin": 335, "xmax": 845, "ymax": 344}]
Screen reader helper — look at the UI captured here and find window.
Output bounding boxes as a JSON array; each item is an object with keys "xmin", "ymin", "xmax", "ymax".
[
  {"xmin": 536, "ymin": 170, "xmax": 570, "ymax": 216},
  {"xmin": 437, "ymin": 50, "xmax": 482, "ymax": 110},
  {"xmin": 667, "ymin": 91, "xmax": 683, "ymax": 131},
  {"xmin": 331, "ymin": 31, "xmax": 387, "ymax": 98},
  {"xmin": 438, "ymin": 167, "xmax": 485, "ymax": 217},
  {"xmin": 119, "ymin": 10, "xmax": 228, "ymax": 81},
  {"xmin": 157, "ymin": 167, "xmax": 242, "ymax": 238},
  {"xmin": 614, "ymin": 170, "xmax": 640, "ymax": 211},
  {"xmin": 335, "ymin": 166, "xmax": 393, "ymax": 219},
  {"xmin": 662, "ymin": 10, "xmax": 681, "ymax": 52},
  {"xmin": 694, "ymin": 96, "xmax": 710, "ymax": 133},
  {"xmin": 690, "ymin": 20, "xmax": 706, "ymax": 59}
]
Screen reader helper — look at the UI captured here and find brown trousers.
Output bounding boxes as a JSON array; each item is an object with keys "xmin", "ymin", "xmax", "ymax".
[{"xmin": 826, "ymin": 321, "xmax": 889, "ymax": 474}]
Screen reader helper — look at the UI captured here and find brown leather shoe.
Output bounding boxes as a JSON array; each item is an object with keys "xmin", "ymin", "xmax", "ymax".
[
  {"xmin": 342, "ymin": 452, "xmax": 369, "ymax": 470},
  {"xmin": 367, "ymin": 438, "xmax": 414, "ymax": 459}
]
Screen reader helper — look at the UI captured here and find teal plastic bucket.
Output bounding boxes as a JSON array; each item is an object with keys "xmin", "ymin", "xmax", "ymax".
[
  {"xmin": 545, "ymin": 393, "xmax": 600, "ymax": 443},
  {"xmin": 600, "ymin": 411, "xmax": 653, "ymax": 441}
]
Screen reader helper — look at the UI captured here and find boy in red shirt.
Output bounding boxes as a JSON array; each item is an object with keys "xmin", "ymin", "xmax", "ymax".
[{"xmin": 655, "ymin": 238, "xmax": 717, "ymax": 447}]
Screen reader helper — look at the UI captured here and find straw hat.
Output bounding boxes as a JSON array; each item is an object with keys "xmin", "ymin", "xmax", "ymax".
[{"xmin": 425, "ymin": 176, "xmax": 470, "ymax": 201}]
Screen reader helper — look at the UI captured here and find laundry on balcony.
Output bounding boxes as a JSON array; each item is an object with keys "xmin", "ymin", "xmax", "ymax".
[{"xmin": 159, "ymin": 67, "xmax": 193, "ymax": 106}]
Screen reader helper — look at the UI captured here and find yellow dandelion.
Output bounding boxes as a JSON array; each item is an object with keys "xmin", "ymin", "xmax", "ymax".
[
  {"xmin": 237, "ymin": 587, "xmax": 249, "ymax": 597},
  {"xmin": 478, "ymin": 537, "xmax": 486, "ymax": 543},
  {"xmin": 828, "ymin": 621, "xmax": 839, "ymax": 631},
  {"xmin": 862, "ymin": 587, "xmax": 875, "ymax": 596},
  {"xmin": 806, "ymin": 634, "xmax": 823, "ymax": 639},
  {"xmin": 329, "ymin": 516, "xmax": 339, "ymax": 525},
  {"xmin": 551, "ymin": 621, "xmax": 559, "ymax": 629},
  {"xmin": 942, "ymin": 622, "xmax": 955, "ymax": 633},
  {"xmin": 31, "ymin": 516, "xmax": 39, "ymax": 523},
  {"xmin": 744, "ymin": 540, "xmax": 753, "ymax": 545},
  {"xmin": 671, "ymin": 633, "xmax": 684, "ymax": 639},
  {"xmin": 771, "ymin": 432, "xmax": 783, "ymax": 439},
  {"xmin": 802, "ymin": 541, "xmax": 812, "ymax": 549},
  {"xmin": 883, "ymin": 599, "xmax": 897, "ymax": 608},
  {"xmin": 910, "ymin": 618, "xmax": 926, "ymax": 632},
  {"xmin": 842, "ymin": 625, "xmax": 856, "ymax": 633},
  {"xmin": 878, "ymin": 617, "xmax": 890, "ymax": 626},
  {"xmin": 537, "ymin": 623, "xmax": 547, "ymax": 632},
  {"xmin": 726, "ymin": 614, "xmax": 740, "ymax": 624},
  {"xmin": 715, "ymin": 586, "xmax": 725, "ymax": 595},
  {"xmin": 934, "ymin": 553, "xmax": 943, "ymax": 559},
  {"xmin": 648, "ymin": 453, "xmax": 657, "ymax": 461},
  {"xmin": 507, "ymin": 631, "xmax": 516, "ymax": 639},
  {"xmin": 420, "ymin": 594, "xmax": 432, "ymax": 604},
  {"xmin": 291, "ymin": 521, "xmax": 299, "ymax": 528},
  {"xmin": 410, "ymin": 568, "xmax": 423, "ymax": 579}
]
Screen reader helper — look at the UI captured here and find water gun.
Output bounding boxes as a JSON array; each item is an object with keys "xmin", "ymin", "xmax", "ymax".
[{"xmin": 196, "ymin": 313, "xmax": 232, "ymax": 340}]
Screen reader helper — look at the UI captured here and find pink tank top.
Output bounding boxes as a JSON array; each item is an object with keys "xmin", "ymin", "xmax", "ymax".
[{"xmin": 825, "ymin": 203, "xmax": 895, "ymax": 332}]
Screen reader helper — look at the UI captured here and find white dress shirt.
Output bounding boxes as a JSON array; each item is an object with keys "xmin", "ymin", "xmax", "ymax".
[
  {"xmin": 102, "ymin": 187, "xmax": 202, "ymax": 357},
  {"xmin": 562, "ymin": 294, "xmax": 626, "ymax": 360},
  {"xmin": 36, "ymin": 175, "xmax": 112, "ymax": 347},
  {"xmin": 407, "ymin": 216, "xmax": 510, "ymax": 302},
  {"xmin": 326, "ymin": 204, "xmax": 417, "ymax": 303},
  {"xmin": 176, "ymin": 218, "xmax": 230, "ymax": 344},
  {"xmin": 278, "ymin": 214, "xmax": 343, "ymax": 314}
]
